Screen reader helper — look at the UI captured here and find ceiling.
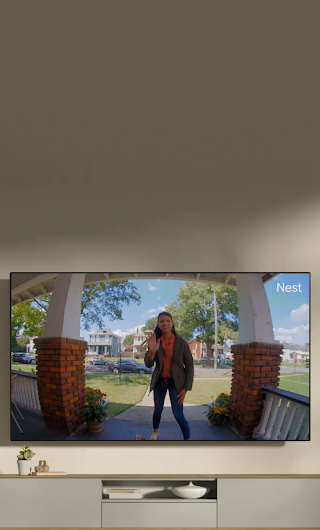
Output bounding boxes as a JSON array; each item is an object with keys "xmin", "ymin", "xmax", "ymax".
[{"xmin": 10, "ymin": 272, "xmax": 279, "ymax": 306}]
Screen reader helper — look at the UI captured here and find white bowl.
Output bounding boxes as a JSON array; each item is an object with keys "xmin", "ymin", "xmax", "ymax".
[{"xmin": 171, "ymin": 481, "xmax": 208, "ymax": 499}]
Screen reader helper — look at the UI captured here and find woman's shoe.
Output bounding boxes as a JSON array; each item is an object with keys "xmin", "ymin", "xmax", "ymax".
[{"xmin": 149, "ymin": 431, "xmax": 159, "ymax": 440}]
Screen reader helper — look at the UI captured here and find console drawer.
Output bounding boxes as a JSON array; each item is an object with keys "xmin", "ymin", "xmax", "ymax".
[{"xmin": 102, "ymin": 501, "xmax": 217, "ymax": 528}]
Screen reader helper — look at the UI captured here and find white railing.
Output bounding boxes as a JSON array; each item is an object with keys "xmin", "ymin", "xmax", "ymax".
[
  {"xmin": 11, "ymin": 370, "xmax": 41, "ymax": 411},
  {"xmin": 252, "ymin": 385, "xmax": 309, "ymax": 440}
]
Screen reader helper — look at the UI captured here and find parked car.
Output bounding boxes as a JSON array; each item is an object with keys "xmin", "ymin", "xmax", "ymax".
[
  {"xmin": 108, "ymin": 359, "xmax": 152, "ymax": 374},
  {"xmin": 87, "ymin": 356, "xmax": 114, "ymax": 367},
  {"xmin": 11, "ymin": 352, "xmax": 35, "ymax": 364}
]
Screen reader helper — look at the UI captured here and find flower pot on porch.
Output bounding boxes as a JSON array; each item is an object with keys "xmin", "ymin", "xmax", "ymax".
[
  {"xmin": 208, "ymin": 419, "xmax": 225, "ymax": 426},
  {"xmin": 17, "ymin": 459, "xmax": 33, "ymax": 475},
  {"xmin": 87, "ymin": 420, "xmax": 104, "ymax": 433}
]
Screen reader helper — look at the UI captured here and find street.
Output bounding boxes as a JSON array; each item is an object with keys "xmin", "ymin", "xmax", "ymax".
[{"xmin": 84, "ymin": 362, "xmax": 309, "ymax": 376}]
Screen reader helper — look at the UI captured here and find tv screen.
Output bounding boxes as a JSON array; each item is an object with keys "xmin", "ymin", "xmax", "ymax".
[{"xmin": 10, "ymin": 272, "xmax": 310, "ymax": 442}]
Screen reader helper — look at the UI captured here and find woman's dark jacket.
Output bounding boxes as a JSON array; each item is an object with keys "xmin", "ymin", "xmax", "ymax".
[{"xmin": 144, "ymin": 333, "xmax": 194, "ymax": 395}]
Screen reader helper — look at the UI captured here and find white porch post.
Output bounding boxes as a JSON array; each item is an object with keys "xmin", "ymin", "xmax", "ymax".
[
  {"xmin": 227, "ymin": 274, "xmax": 282, "ymax": 440},
  {"xmin": 35, "ymin": 273, "xmax": 87, "ymax": 436},
  {"xmin": 43, "ymin": 273, "xmax": 85, "ymax": 339},
  {"xmin": 235, "ymin": 273, "xmax": 277, "ymax": 344}
]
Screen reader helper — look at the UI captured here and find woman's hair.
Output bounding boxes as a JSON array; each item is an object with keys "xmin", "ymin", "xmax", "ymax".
[{"xmin": 154, "ymin": 311, "xmax": 177, "ymax": 338}]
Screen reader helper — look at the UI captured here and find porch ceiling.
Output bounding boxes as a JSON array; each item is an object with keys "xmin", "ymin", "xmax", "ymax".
[{"xmin": 10, "ymin": 272, "xmax": 279, "ymax": 305}]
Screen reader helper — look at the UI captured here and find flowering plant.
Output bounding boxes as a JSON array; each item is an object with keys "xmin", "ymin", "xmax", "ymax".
[
  {"xmin": 83, "ymin": 387, "xmax": 108, "ymax": 423},
  {"xmin": 205, "ymin": 393, "xmax": 230, "ymax": 425}
]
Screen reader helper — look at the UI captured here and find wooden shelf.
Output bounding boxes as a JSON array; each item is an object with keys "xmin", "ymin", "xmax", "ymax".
[
  {"xmin": 1, "ymin": 474, "xmax": 320, "ymax": 478},
  {"xmin": 101, "ymin": 499, "xmax": 217, "ymax": 503}
]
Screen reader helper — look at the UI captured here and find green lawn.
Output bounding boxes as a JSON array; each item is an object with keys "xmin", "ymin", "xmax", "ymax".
[
  {"xmin": 278, "ymin": 373, "xmax": 309, "ymax": 397},
  {"xmin": 194, "ymin": 373, "xmax": 232, "ymax": 378},
  {"xmin": 11, "ymin": 363, "xmax": 36, "ymax": 373},
  {"xmin": 185, "ymin": 379, "xmax": 232, "ymax": 405},
  {"xmin": 184, "ymin": 373, "xmax": 309, "ymax": 405},
  {"xmin": 85, "ymin": 373, "xmax": 150, "ymax": 417}
]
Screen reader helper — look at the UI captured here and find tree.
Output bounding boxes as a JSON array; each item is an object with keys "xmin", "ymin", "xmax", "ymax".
[
  {"xmin": 141, "ymin": 316, "xmax": 158, "ymax": 332},
  {"xmin": 11, "ymin": 337, "xmax": 30, "ymax": 353},
  {"xmin": 123, "ymin": 334, "xmax": 134, "ymax": 347},
  {"xmin": 165, "ymin": 282, "xmax": 239, "ymax": 370},
  {"xmin": 11, "ymin": 281, "xmax": 142, "ymax": 353},
  {"xmin": 32, "ymin": 280, "xmax": 142, "ymax": 331},
  {"xmin": 11, "ymin": 301, "xmax": 46, "ymax": 348}
]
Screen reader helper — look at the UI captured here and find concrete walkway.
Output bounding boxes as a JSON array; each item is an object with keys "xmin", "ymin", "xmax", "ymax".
[{"xmin": 104, "ymin": 385, "xmax": 242, "ymax": 441}]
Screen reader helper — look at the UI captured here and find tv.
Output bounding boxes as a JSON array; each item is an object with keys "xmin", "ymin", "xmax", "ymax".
[{"xmin": 10, "ymin": 272, "xmax": 310, "ymax": 442}]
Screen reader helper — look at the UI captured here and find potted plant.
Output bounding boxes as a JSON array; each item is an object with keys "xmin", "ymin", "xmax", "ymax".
[
  {"xmin": 204, "ymin": 393, "xmax": 230, "ymax": 426},
  {"xmin": 83, "ymin": 387, "xmax": 108, "ymax": 433},
  {"xmin": 17, "ymin": 445, "xmax": 36, "ymax": 475}
]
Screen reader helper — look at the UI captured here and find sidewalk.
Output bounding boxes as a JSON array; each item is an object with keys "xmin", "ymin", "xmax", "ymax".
[{"xmin": 106, "ymin": 386, "xmax": 242, "ymax": 441}]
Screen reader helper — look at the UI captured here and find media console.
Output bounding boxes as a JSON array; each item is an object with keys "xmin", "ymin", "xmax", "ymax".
[{"xmin": 0, "ymin": 475, "xmax": 319, "ymax": 528}]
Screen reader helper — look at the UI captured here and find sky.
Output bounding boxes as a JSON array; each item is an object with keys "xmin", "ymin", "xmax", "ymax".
[
  {"xmin": 81, "ymin": 273, "xmax": 310, "ymax": 347},
  {"xmin": 263, "ymin": 272, "xmax": 309, "ymax": 345}
]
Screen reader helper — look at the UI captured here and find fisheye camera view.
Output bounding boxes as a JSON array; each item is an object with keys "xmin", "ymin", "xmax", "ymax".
[{"xmin": 11, "ymin": 272, "xmax": 310, "ymax": 442}]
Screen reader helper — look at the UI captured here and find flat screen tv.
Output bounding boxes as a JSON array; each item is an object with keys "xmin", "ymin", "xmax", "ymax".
[{"xmin": 10, "ymin": 272, "xmax": 310, "ymax": 442}]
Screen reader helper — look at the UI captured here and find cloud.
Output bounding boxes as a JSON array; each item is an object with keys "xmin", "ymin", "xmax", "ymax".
[
  {"xmin": 156, "ymin": 296, "xmax": 161, "ymax": 300},
  {"xmin": 148, "ymin": 283, "xmax": 158, "ymax": 291},
  {"xmin": 157, "ymin": 306, "xmax": 166, "ymax": 311},
  {"xmin": 274, "ymin": 322, "xmax": 309, "ymax": 344},
  {"xmin": 148, "ymin": 308, "xmax": 156, "ymax": 313},
  {"xmin": 113, "ymin": 325, "xmax": 144, "ymax": 340},
  {"xmin": 157, "ymin": 279, "xmax": 161, "ymax": 283},
  {"xmin": 276, "ymin": 324, "xmax": 309, "ymax": 335},
  {"xmin": 290, "ymin": 304, "xmax": 309, "ymax": 322},
  {"xmin": 276, "ymin": 335, "xmax": 293, "ymax": 342}
]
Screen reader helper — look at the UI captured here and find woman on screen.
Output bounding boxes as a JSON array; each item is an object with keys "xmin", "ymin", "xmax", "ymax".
[{"xmin": 144, "ymin": 311, "xmax": 194, "ymax": 440}]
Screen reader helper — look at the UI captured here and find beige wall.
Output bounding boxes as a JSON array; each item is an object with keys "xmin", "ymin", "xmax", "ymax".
[
  {"xmin": 1, "ymin": 200, "xmax": 318, "ymax": 475},
  {"xmin": 0, "ymin": 1, "xmax": 319, "ymax": 475}
]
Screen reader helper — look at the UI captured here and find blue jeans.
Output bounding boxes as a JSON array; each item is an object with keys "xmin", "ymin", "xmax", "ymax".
[{"xmin": 153, "ymin": 377, "xmax": 190, "ymax": 440}]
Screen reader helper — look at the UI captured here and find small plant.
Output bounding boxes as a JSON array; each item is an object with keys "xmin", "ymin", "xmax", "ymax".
[
  {"xmin": 204, "ymin": 393, "xmax": 230, "ymax": 425},
  {"xmin": 17, "ymin": 445, "xmax": 36, "ymax": 461},
  {"xmin": 83, "ymin": 387, "xmax": 108, "ymax": 423}
]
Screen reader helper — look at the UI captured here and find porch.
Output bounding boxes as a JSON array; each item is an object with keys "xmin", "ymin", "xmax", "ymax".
[
  {"xmin": 11, "ymin": 371, "xmax": 309, "ymax": 441},
  {"xmin": 11, "ymin": 371, "xmax": 242, "ymax": 441}
]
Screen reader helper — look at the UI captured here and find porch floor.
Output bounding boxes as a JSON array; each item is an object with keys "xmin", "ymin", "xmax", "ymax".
[{"xmin": 11, "ymin": 402, "xmax": 249, "ymax": 441}]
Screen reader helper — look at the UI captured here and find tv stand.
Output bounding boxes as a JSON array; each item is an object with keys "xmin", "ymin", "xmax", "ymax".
[{"xmin": 0, "ymin": 475, "xmax": 319, "ymax": 528}]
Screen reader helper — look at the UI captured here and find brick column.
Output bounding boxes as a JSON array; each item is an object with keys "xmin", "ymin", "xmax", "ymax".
[
  {"xmin": 34, "ymin": 337, "xmax": 87, "ymax": 436},
  {"xmin": 227, "ymin": 342, "xmax": 283, "ymax": 440}
]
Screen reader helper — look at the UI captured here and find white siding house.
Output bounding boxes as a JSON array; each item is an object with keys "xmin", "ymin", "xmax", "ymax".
[
  {"xmin": 87, "ymin": 329, "xmax": 121, "ymax": 356},
  {"xmin": 132, "ymin": 328, "xmax": 153, "ymax": 354},
  {"xmin": 282, "ymin": 348, "xmax": 309, "ymax": 362}
]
